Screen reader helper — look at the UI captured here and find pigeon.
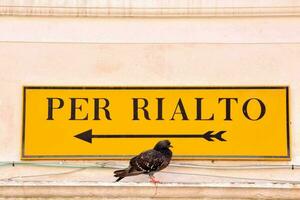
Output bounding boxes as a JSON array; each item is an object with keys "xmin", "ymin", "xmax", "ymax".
[{"xmin": 114, "ymin": 140, "xmax": 173, "ymax": 183}]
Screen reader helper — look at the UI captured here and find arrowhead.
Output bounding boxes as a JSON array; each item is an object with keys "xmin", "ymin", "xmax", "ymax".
[
  {"xmin": 214, "ymin": 131, "xmax": 226, "ymax": 141},
  {"xmin": 74, "ymin": 129, "xmax": 93, "ymax": 143},
  {"xmin": 202, "ymin": 131, "xmax": 214, "ymax": 141}
]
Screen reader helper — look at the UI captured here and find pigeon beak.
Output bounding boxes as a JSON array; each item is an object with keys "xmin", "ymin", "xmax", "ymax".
[{"xmin": 169, "ymin": 145, "xmax": 173, "ymax": 148}]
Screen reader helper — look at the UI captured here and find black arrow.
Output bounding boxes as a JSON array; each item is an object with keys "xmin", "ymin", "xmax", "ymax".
[{"xmin": 74, "ymin": 129, "xmax": 226, "ymax": 144}]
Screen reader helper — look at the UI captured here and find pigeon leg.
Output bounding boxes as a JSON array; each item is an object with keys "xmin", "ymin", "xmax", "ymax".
[{"xmin": 149, "ymin": 175, "xmax": 160, "ymax": 183}]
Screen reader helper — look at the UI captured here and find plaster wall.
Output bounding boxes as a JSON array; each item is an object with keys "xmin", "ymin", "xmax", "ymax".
[{"xmin": 0, "ymin": 16, "xmax": 299, "ymax": 198}]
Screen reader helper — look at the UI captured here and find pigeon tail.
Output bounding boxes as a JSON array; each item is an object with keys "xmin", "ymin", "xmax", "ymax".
[
  {"xmin": 114, "ymin": 167, "xmax": 145, "ymax": 182},
  {"xmin": 114, "ymin": 169, "xmax": 128, "ymax": 177},
  {"xmin": 114, "ymin": 168, "xmax": 129, "ymax": 182},
  {"xmin": 115, "ymin": 176, "xmax": 125, "ymax": 182}
]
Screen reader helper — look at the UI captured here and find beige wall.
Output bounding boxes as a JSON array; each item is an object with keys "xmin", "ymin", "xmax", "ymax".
[
  {"xmin": 1, "ymin": 17, "xmax": 300, "ymax": 43},
  {"xmin": 0, "ymin": 14, "xmax": 300, "ymax": 198},
  {"xmin": 0, "ymin": 16, "xmax": 299, "ymax": 162}
]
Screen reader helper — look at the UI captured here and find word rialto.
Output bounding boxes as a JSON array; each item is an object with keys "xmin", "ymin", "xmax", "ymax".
[{"xmin": 46, "ymin": 97, "xmax": 266, "ymax": 121}]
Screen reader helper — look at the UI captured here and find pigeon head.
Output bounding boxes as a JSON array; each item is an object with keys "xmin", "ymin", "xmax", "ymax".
[{"xmin": 154, "ymin": 140, "xmax": 173, "ymax": 151}]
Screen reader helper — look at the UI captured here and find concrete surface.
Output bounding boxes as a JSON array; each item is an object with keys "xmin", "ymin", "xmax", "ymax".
[
  {"xmin": 0, "ymin": 198, "xmax": 261, "ymax": 200},
  {"xmin": 1, "ymin": 0, "xmax": 300, "ymax": 17},
  {"xmin": 1, "ymin": 182, "xmax": 300, "ymax": 199}
]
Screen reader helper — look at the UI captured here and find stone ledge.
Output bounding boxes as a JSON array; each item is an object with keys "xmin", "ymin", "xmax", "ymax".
[
  {"xmin": 0, "ymin": 181, "xmax": 300, "ymax": 199},
  {"xmin": 1, "ymin": 1, "xmax": 300, "ymax": 17},
  {"xmin": 1, "ymin": 6, "xmax": 300, "ymax": 17}
]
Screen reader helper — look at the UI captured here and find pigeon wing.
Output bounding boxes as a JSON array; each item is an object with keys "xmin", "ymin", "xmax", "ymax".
[{"xmin": 129, "ymin": 149, "xmax": 167, "ymax": 173}]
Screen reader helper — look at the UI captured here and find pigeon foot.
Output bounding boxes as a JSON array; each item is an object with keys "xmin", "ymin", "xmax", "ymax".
[{"xmin": 149, "ymin": 176, "xmax": 160, "ymax": 183}]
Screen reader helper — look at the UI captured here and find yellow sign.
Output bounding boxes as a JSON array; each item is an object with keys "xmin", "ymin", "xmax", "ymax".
[{"xmin": 22, "ymin": 86, "xmax": 290, "ymax": 160}]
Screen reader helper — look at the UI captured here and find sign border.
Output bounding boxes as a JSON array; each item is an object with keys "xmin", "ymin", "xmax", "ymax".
[{"xmin": 21, "ymin": 86, "xmax": 290, "ymax": 160}]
